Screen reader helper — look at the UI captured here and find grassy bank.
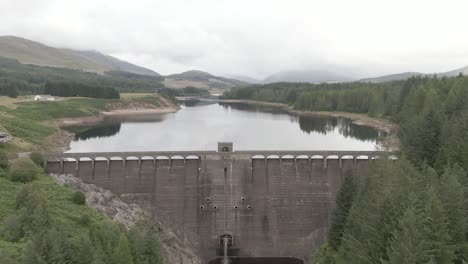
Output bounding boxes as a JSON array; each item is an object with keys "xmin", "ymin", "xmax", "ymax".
[
  {"xmin": 0, "ymin": 93, "xmax": 176, "ymax": 154},
  {"xmin": 0, "ymin": 174, "xmax": 108, "ymax": 261}
]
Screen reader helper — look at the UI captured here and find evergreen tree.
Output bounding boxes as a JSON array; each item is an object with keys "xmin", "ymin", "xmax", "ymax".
[
  {"xmin": 421, "ymin": 186, "xmax": 454, "ymax": 263},
  {"xmin": 112, "ymin": 233, "xmax": 134, "ymax": 264},
  {"xmin": 77, "ymin": 234, "xmax": 95, "ymax": 264},
  {"xmin": 22, "ymin": 229, "xmax": 63, "ymax": 264},
  {"xmin": 129, "ymin": 221, "xmax": 163, "ymax": 264},
  {"xmin": 384, "ymin": 202, "xmax": 426, "ymax": 264},
  {"xmin": 328, "ymin": 173, "xmax": 357, "ymax": 250}
]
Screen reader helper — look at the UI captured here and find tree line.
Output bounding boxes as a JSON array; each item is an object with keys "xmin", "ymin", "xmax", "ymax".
[
  {"xmin": 44, "ymin": 81, "xmax": 120, "ymax": 99},
  {"xmin": 223, "ymin": 75, "xmax": 468, "ymax": 173},
  {"xmin": 158, "ymin": 86, "xmax": 210, "ymax": 97},
  {"xmin": 0, "ymin": 57, "xmax": 165, "ymax": 97}
]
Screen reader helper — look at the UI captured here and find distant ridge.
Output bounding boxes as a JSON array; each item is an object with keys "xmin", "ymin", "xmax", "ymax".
[
  {"xmin": 359, "ymin": 72, "xmax": 424, "ymax": 83},
  {"xmin": 263, "ymin": 69, "xmax": 352, "ymax": 84},
  {"xmin": 359, "ymin": 65, "xmax": 468, "ymax": 83},
  {"xmin": 65, "ymin": 49, "xmax": 159, "ymax": 76},
  {"xmin": 164, "ymin": 70, "xmax": 249, "ymax": 90},
  {"xmin": 0, "ymin": 36, "xmax": 159, "ymax": 76},
  {"xmin": 225, "ymin": 74, "xmax": 261, "ymax": 84},
  {"xmin": 437, "ymin": 65, "xmax": 468, "ymax": 77}
]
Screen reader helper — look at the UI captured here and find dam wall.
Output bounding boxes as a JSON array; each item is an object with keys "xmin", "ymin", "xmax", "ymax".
[{"xmin": 45, "ymin": 144, "xmax": 382, "ymax": 262}]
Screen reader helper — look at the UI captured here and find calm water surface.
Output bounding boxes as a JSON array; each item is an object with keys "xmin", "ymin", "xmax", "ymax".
[{"xmin": 66, "ymin": 101, "xmax": 384, "ymax": 152}]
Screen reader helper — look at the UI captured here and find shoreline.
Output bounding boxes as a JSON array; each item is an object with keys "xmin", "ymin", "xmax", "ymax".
[
  {"xmin": 59, "ymin": 108, "xmax": 178, "ymax": 127},
  {"xmin": 219, "ymin": 99, "xmax": 400, "ymax": 150},
  {"xmin": 45, "ymin": 107, "xmax": 179, "ymax": 152},
  {"xmin": 43, "ymin": 99, "xmax": 399, "ymax": 153}
]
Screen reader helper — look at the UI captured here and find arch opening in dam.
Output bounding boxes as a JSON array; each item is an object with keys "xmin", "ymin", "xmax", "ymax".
[{"xmin": 45, "ymin": 143, "xmax": 390, "ymax": 263}]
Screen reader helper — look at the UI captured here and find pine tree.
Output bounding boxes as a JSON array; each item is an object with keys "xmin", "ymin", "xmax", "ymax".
[
  {"xmin": 437, "ymin": 167, "xmax": 468, "ymax": 262},
  {"xmin": 22, "ymin": 229, "xmax": 63, "ymax": 264},
  {"xmin": 384, "ymin": 203, "xmax": 426, "ymax": 264},
  {"xmin": 77, "ymin": 234, "xmax": 95, "ymax": 264},
  {"xmin": 421, "ymin": 186, "xmax": 454, "ymax": 263},
  {"xmin": 111, "ymin": 233, "xmax": 134, "ymax": 264},
  {"xmin": 129, "ymin": 222, "xmax": 163, "ymax": 264},
  {"xmin": 328, "ymin": 174, "xmax": 357, "ymax": 250}
]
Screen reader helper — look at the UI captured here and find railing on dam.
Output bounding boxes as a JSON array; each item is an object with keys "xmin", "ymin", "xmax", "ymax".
[{"xmin": 44, "ymin": 150, "xmax": 388, "ymax": 162}]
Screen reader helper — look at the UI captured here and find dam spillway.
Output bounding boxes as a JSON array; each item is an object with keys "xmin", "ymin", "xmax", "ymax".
[{"xmin": 45, "ymin": 143, "xmax": 383, "ymax": 263}]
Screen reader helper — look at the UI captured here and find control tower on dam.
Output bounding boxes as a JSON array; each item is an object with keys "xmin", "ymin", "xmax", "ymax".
[{"xmin": 45, "ymin": 143, "xmax": 386, "ymax": 263}]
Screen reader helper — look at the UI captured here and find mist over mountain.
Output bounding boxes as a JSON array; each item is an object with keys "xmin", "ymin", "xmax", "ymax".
[
  {"xmin": 225, "ymin": 74, "xmax": 261, "ymax": 84},
  {"xmin": 263, "ymin": 69, "xmax": 354, "ymax": 84}
]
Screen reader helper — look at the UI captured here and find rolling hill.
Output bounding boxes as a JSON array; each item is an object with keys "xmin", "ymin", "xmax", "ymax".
[
  {"xmin": 0, "ymin": 36, "xmax": 159, "ymax": 76},
  {"xmin": 163, "ymin": 70, "xmax": 249, "ymax": 90}
]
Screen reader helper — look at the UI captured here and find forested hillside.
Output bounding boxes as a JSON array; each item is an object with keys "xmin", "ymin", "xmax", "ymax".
[
  {"xmin": 0, "ymin": 57, "xmax": 165, "ymax": 97},
  {"xmin": 0, "ymin": 154, "xmax": 163, "ymax": 263},
  {"xmin": 224, "ymin": 76, "xmax": 468, "ymax": 263},
  {"xmin": 224, "ymin": 76, "xmax": 468, "ymax": 172},
  {"xmin": 0, "ymin": 36, "xmax": 159, "ymax": 76}
]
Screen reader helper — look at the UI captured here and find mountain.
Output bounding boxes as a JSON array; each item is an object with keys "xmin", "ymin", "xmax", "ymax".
[
  {"xmin": 164, "ymin": 70, "xmax": 249, "ymax": 90},
  {"xmin": 359, "ymin": 65, "xmax": 468, "ymax": 83},
  {"xmin": 225, "ymin": 74, "xmax": 261, "ymax": 84},
  {"xmin": 64, "ymin": 49, "xmax": 159, "ymax": 76},
  {"xmin": 359, "ymin": 72, "xmax": 424, "ymax": 83},
  {"xmin": 0, "ymin": 36, "xmax": 158, "ymax": 76},
  {"xmin": 437, "ymin": 65, "xmax": 468, "ymax": 77},
  {"xmin": 263, "ymin": 70, "xmax": 352, "ymax": 84}
]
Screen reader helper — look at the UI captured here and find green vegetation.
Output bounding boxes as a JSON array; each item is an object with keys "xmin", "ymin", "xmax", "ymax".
[
  {"xmin": 314, "ymin": 160, "xmax": 467, "ymax": 264},
  {"xmin": 224, "ymin": 75, "xmax": 468, "ymax": 172},
  {"xmin": 0, "ymin": 157, "xmax": 163, "ymax": 264},
  {"xmin": 0, "ymin": 149, "xmax": 8, "ymax": 169},
  {"xmin": 8, "ymin": 158, "xmax": 41, "ymax": 183},
  {"xmin": 0, "ymin": 57, "xmax": 165, "ymax": 97},
  {"xmin": 159, "ymin": 86, "xmax": 210, "ymax": 97},
  {"xmin": 44, "ymin": 80, "xmax": 120, "ymax": 99},
  {"xmin": 72, "ymin": 191, "xmax": 86, "ymax": 205},
  {"xmin": 224, "ymin": 76, "xmax": 468, "ymax": 263},
  {"xmin": 28, "ymin": 152, "xmax": 43, "ymax": 168},
  {"xmin": 0, "ymin": 94, "xmax": 172, "ymax": 150}
]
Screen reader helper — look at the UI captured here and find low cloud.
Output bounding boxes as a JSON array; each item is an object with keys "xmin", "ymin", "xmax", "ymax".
[{"xmin": 1, "ymin": 0, "xmax": 468, "ymax": 78}]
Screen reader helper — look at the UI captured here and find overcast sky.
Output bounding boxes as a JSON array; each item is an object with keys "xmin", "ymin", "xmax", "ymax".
[{"xmin": 1, "ymin": 0, "xmax": 468, "ymax": 79}]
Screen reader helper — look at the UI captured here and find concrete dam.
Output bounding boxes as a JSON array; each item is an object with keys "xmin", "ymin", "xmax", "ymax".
[{"xmin": 45, "ymin": 143, "xmax": 383, "ymax": 263}]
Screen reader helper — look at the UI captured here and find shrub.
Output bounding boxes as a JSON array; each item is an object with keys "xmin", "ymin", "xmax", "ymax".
[
  {"xmin": 0, "ymin": 149, "xmax": 8, "ymax": 169},
  {"xmin": 0, "ymin": 250, "xmax": 18, "ymax": 264},
  {"xmin": 29, "ymin": 152, "xmax": 43, "ymax": 168},
  {"xmin": 0, "ymin": 214, "xmax": 25, "ymax": 242},
  {"xmin": 8, "ymin": 157, "xmax": 41, "ymax": 183},
  {"xmin": 79, "ymin": 214, "xmax": 91, "ymax": 226},
  {"xmin": 72, "ymin": 191, "xmax": 86, "ymax": 205}
]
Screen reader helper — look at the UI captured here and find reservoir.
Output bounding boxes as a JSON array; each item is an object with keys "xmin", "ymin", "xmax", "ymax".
[{"xmin": 66, "ymin": 101, "xmax": 385, "ymax": 152}]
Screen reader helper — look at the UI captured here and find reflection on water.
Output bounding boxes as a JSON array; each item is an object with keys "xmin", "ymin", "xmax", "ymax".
[
  {"xmin": 298, "ymin": 115, "xmax": 385, "ymax": 141},
  {"xmin": 71, "ymin": 123, "xmax": 122, "ymax": 140},
  {"xmin": 67, "ymin": 100, "xmax": 384, "ymax": 152},
  {"xmin": 222, "ymin": 102, "xmax": 385, "ymax": 142}
]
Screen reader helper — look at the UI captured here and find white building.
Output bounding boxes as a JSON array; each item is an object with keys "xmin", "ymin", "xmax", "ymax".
[{"xmin": 34, "ymin": 95, "xmax": 56, "ymax": 102}]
